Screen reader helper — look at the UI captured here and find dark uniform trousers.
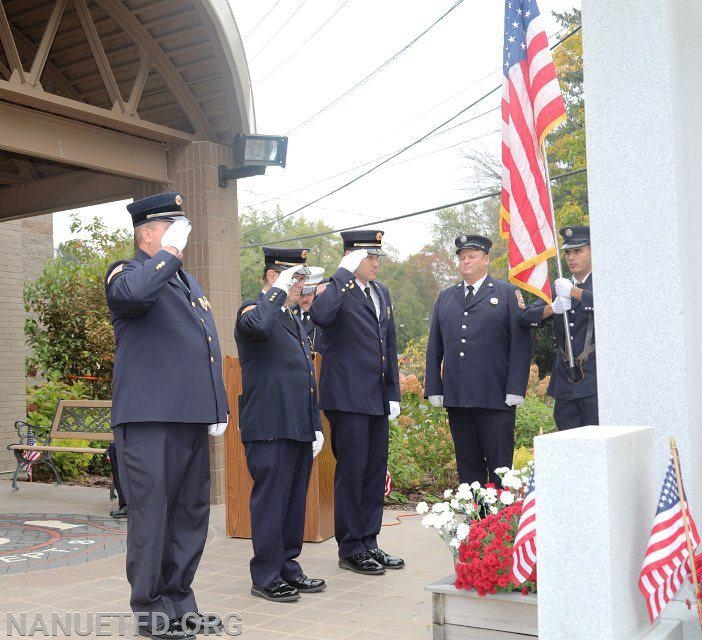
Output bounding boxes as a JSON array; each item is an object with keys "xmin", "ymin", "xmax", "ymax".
[
  {"xmin": 447, "ymin": 408, "xmax": 515, "ymax": 485},
  {"xmin": 310, "ymin": 268, "xmax": 401, "ymax": 560},
  {"xmin": 112, "ymin": 422, "xmax": 210, "ymax": 620},
  {"xmin": 108, "ymin": 441, "xmax": 126, "ymax": 509},
  {"xmin": 425, "ymin": 278, "xmax": 532, "ymax": 487},
  {"xmin": 326, "ymin": 411, "xmax": 389, "ymax": 558},
  {"xmin": 553, "ymin": 395, "xmax": 599, "ymax": 430},
  {"xmin": 244, "ymin": 439, "xmax": 312, "ymax": 587}
]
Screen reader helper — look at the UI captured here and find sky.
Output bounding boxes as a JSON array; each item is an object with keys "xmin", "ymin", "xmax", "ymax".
[{"xmin": 54, "ymin": 0, "xmax": 581, "ymax": 258}]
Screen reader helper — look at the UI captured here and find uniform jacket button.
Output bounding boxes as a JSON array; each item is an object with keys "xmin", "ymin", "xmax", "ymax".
[
  {"xmin": 461, "ymin": 324, "xmax": 466, "ymax": 329},
  {"xmin": 191, "ymin": 301, "xmax": 196, "ymax": 307},
  {"xmin": 210, "ymin": 356, "xmax": 215, "ymax": 363},
  {"xmin": 463, "ymin": 311, "xmax": 468, "ymax": 316},
  {"xmin": 459, "ymin": 352, "xmax": 465, "ymax": 357},
  {"xmin": 461, "ymin": 338, "xmax": 466, "ymax": 343},
  {"xmin": 569, "ymin": 323, "xmax": 574, "ymax": 327}
]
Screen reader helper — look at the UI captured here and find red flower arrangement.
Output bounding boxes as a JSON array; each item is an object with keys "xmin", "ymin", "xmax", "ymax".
[{"xmin": 454, "ymin": 501, "xmax": 537, "ymax": 597}]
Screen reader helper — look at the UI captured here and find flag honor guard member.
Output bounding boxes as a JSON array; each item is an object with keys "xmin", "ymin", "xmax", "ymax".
[
  {"xmin": 104, "ymin": 192, "xmax": 228, "ymax": 640},
  {"xmin": 424, "ymin": 234, "xmax": 532, "ymax": 486},
  {"xmin": 310, "ymin": 229, "xmax": 405, "ymax": 575},
  {"xmin": 235, "ymin": 246, "xmax": 327, "ymax": 603},
  {"xmin": 519, "ymin": 226, "xmax": 598, "ymax": 430}
]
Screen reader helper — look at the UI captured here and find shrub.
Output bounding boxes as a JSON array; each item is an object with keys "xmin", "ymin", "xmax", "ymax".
[{"xmin": 515, "ymin": 396, "xmax": 556, "ymax": 449}]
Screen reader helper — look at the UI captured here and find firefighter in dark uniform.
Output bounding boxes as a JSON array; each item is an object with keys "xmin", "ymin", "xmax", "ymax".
[
  {"xmin": 292, "ymin": 273, "xmax": 325, "ymax": 356},
  {"xmin": 424, "ymin": 235, "xmax": 532, "ymax": 486},
  {"xmin": 310, "ymin": 230, "xmax": 405, "ymax": 575},
  {"xmin": 235, "ymin": 247, "xmax": 326, "ymax": 603},
  {"xmin": 105, "ymin": 193, "xmax": 228, "ymax": 640},
  {"xmin": 519, "ymin": 226, "xmax": 597, "ymax": 429}
]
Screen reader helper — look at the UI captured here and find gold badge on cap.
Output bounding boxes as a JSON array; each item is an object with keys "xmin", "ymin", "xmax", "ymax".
[
  {"xmin": 175, "ymin": 194, "xmax": 183, "ymax": 206},
  {"xmin": 515, "ymin": 290, "xmax": 526, "ymax": 310},
  {"xmin": 376, "ymin": 232, "xmax": 383, "ymax": 241},
  {"xmin": 461, "ymin": 235, "xmax": 467, "ymax": 244},
  {"xmin": 301, "ymin": 249, "xmax": 309, "ymax": 259},
  {"xmin": 566, "ymin": 228, "xmax": 573, "ymax": 237}
]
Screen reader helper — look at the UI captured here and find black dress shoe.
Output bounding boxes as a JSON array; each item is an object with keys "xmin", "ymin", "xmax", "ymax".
[
  {"xmin": 110, "ymin": 505, "xmax": 127, "ymax": 519},
  {"xmin": 368, "ymin": 547, "xmax": 405, "ymax": 569},
  {"xmin": 287, "ymin": 574, "xmax": 327, "ymax": 593},
  {"xmin": 181, "ymin": 612, "xmax": 223, "ymax": 634},
  {"xmin": 137, "ymin": 618, "xmax": 195, "ymax": 639},
  {"xmin": 251, "ymin": 581, "xmax": 300, "ymax": 602},
  {"xmin": 338, "ymin": 552, "xmax": 386, "ymax": 575}
]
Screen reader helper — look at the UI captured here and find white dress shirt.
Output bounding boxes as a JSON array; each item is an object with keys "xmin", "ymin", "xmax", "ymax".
[
  {"xmin": 356, "ymin": 279, "xmax": 380, "ymax": 318},
  {"xmin": 573, "ymin": 272, "xmax": 591, "ymax": 285},
  {"xmin": 464, "ymin": 273, "xmax": 488, "ymax": 297}
]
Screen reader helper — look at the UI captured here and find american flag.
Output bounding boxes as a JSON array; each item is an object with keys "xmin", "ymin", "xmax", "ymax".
[
  {"xmin": 511, "ymin": 466, "xmax": 536, "ymax": 584},
  {"xmin": 500, "ymin": 0, "xmax": 566, "ymax": 303},
  {"xmin": 385, "ymin": 470, "xmax": 392, "ymax": 497},
  {"xmin": 639, "ymin": 456, "xmax": 700, "ymax": 623},
  {"xmin": 21, "ymin": 427, "xmax": 41, "ymax": 481}
]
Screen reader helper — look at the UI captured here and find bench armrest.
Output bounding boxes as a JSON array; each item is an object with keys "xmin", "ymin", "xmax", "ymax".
[{"xmin": 14, "ymin": 420, "xmax": 51, "ymax": 446}]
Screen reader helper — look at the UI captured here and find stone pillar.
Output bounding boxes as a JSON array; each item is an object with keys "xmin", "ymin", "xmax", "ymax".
[
  {"xmin": 535, "ymin": 426, "xmax": 681, "ymax": 640},
  {"xmin": 164, "ymin": 141, "xmax": 240, "ymax": 505},
  {"xmin": 582, "ymin": 0, "xmax": 702, "ymax": 503}
]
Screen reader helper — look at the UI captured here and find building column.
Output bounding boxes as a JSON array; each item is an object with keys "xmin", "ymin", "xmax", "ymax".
[{"xmin": 162, "ymin": 141, "xmax": 240, "ymax": 505}]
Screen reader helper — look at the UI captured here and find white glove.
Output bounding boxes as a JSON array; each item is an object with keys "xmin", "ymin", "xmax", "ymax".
[
  {"xmin": 428, "ymin": 395, "xmax": 444, "ymax": 407},
  {"xmin": 272, "ymin": 265, "xmax": 303, "ymax": 294},
  {"xmin": 160, "ymin": 219, "xmax": 191, "ymax": 252},
  {"xmin": 208, "ymin": 422, "xmax": 228, "ymax": 436},
  {"xmin": 338, "ymin": 249, "xmax": 368, "ymax": 273},
  {"xmin": 551, "ymin": 295, "xmax": 572, "ymax": 314},
  {"xmin": 312, "ymin": 430, "xmax": 324, "ymax": 458},
  {"xmin": 554, "ymin": 277, "xmax": 573, "ymax": 298},
  {"xmin": 388, "ymin": 401, "xmax": 401, "ymax": 420},
  {"xmin": 505, "ymin": 394, "xmax": 525, "ymax": 407}
]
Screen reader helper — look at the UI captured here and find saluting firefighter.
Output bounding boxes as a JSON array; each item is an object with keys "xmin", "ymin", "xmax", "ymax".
[
  {"xmin": 424, "ymin": 235, "xmax": 532, "ymax": 486},
  {"xmin": 292, "ymin": 272, "xmax": 326, "ymax": 356},
  {"xmin": 105, "ymin": 193, "xmax": 228, "ymax": 640},
  {"xmin": 235, "ymin": 247, "xmax": 326, "ymax": 603},
  {"xmin": 310, "ymin": 230, "xmax": 405, "ymax": 575},
  {"xmin": 519, "ymin": 226, "xmax": 597, "ymax": 430}
]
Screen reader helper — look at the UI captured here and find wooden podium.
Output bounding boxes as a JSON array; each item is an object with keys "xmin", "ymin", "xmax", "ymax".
[{"xmin": 223, "ymin": 355, "xmax": 336, "ymax": 542}]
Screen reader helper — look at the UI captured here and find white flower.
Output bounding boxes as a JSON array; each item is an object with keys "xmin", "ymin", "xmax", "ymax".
[
  {"xmin": 501, "ymin": 474, "xmax": 523, "ymax": 491},
  {"xmin": 456, "ymin": 484, "xmax": 473, "ymax": 501},
  {"xmin": 484, "ymin": 487, "xmax": 498, "ymax": 498},
  {"xmin": 444, "ymin": 489, "xmax": 453, "ymax": 499},
  {"xmin": 499, "ymin": 491, "xmax": 515, "ymax": 505},
  {"xmin": 456, "ymin": 522, "xmax": 470, "ymax": 541},
  {"xmin": 416, "ymin": 501, "xmax": 429, "ymax": 515},
  {"xmin": 432, "ymin": 502, "xmax": 450, "ymax": 513},
  {"xmin": 489, "ymin": 506, "xmax": 499, "ymax": 515},
  {"xmin": 421, "ymin": 513, "xmax": 439, "ymax": 529},
  {"xmin": 470, "ymin": 481, "xmax": 481, "ymax": 490},
  {"xmin": 450, "ymin": 499, "xmax": 461, "ymax": 511},
  {"xmin": 495, "ymin": 466, "xmax": 510, "ymax": 475},
  {"xmin": 449, "ymin": 537, "xmax": 461, "ymax": 549},
  {"xmin": 439, "ymin": 512, "xmax": 455, "ymax": 529}
]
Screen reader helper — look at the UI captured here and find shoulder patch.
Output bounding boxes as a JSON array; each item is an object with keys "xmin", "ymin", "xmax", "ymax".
[
  {"xmin": 106, "ymin": 263, "xmax": 124, "ymax": 285},
  {"xmin": 241, "ymin": 305, "xmax": 257, "ymax": 315},
  {"xmin": 515, "ymin": 289, "xmax": 526, "ymax": 310}
]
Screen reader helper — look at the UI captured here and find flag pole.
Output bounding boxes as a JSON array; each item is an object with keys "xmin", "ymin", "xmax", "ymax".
[
  {"xmin": 541, "ymin": 141, "xmax": 578, "ymax": 379},
  {"xmin": 670, "ymin": 436, "xmax": 702, "ymax": 628}
]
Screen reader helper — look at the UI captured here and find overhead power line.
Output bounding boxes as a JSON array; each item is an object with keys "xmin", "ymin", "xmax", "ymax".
[
  {"xmin": 242, "ymin": 25, "xmax": 582, "ymax": 239},
  {"xmin": 241, "ymin": 168, "xmax": 587, "ymax": 249},
  {"xmin": 245, "ymin": 0, "xmax": 283, "ymax": 39},
  {"xmin": 286, "ymin": 0, "xmax": 466, "ymax": 135},
  {"xmin": 250, "ymin": 0, "xmax": 309, "ymax": 62},
  {"xmin": 256, "ymin": 0, "xmax": 353, "ymax": 86}
]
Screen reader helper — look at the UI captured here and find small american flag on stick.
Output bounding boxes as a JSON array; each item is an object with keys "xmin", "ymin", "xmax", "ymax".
[
  {"xmin": 639, "ymin": 447, "xmax": 701, "ymax": 624},
  {"xmin": 21, "ymin": 426, "xmax": 41, "ymax": 481},
  {"xmin": 511, "ymin": 465, "xmax": 536, "ymax": 584}
]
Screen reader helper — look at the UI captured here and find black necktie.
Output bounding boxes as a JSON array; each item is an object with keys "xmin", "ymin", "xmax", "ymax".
[
  {"xmin": 465, "ymin": 284, "xmax": 474, "ymax": 305},
  {"xmin": 303, "ymin": 312, "xmax": 310, "ymax": 323},
  {"xmin": 364, "ymin": 286, "xmax": 372, "ymax": 302}
]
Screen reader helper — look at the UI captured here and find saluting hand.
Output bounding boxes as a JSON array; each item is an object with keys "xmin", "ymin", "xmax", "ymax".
[
  {"xmin": 161, "ymin": 219, "xmax": 191, "ymax": 252},
  {"xmin": 273, "ymin": 265, "xmax": 304, "ymax": 294},
  {"xmin": 338, "ymin": 249, "xmax": 368, "ymax": 273}
]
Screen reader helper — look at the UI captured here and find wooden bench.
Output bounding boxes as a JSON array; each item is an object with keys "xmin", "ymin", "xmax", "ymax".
[{"xmin": 8, "ymin": 400, "xmax": 112, "ymax": 492}]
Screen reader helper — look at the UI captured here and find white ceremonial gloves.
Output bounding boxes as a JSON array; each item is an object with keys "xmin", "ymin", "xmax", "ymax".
[
  {"xmin": 505, "ymin": 394, "xmax": 525, "ymax": 407},
  {"xmin": 208, "ymin": 422, "xmax": 228, "ymax": 436},
  {"xmin": 161, "ymin": 219, "xmax": 192, "ymax": 252},
  {"xmin": 428, "ymin": 395, "xmax": 444, "ymax": 408},
  {"xmin": 273, "ymin": 265, "xmax": 304, "ymax": 294},
  {"xmin": 388, "ymin": 401, "xmax": 401, "ymax": 420},
  {"xmin": 554, "ymin": 277, "xmax": 573, "ymax": 298},
  {"xmin": 312, "ymin": 430, "xmax": 324, "ymax": 458},
  {"xmin": 339, "ymin": 249, "xmax": 368, "ymax": 273},
  {"xmin": 551, "ymin": 295, "xmax": 572, "ymax": 315}
]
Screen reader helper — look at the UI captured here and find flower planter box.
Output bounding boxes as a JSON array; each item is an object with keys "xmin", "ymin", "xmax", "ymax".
[{"xmin": 427, "ymin": 575, "xmax": 537, "ymax": 639}]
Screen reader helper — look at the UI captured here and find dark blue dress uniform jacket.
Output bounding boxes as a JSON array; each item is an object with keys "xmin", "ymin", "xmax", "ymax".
[
  {"xmin": 310, "ymin": 268, "xmax": 400, "ymax": 416},
  {"xmin": 292, "ymin": 306, "xmax": 324, "ymax": 355},
  {"xmin": 425, "ymin": 277, "xmax": 532, "ymax": 410},
  {"xmin": 519, "ymin": 276, "xmax": 596, "ymax": 400},
  {"xmin": 235, "ymin": 288, "xmax": 321, "ymax": 443},
  {"xmin": 105, "ymin": 249, "xmax": 228, "ymax": 427}
]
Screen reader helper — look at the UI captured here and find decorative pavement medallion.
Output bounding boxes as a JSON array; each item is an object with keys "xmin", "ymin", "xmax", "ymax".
[{"xmin": 0, "ymin": 514, "xmax": 127, "ymax": 574}]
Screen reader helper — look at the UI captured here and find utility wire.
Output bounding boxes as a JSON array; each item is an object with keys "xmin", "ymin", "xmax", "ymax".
[
  {"xmin": 250, "ymin": 0, "xmax": 309, "ymax": 62},
  {"xmin": 256, "ymin": 0, "xmax": 352, "ymax": 86},
  {"xmin": 243, "ymin": 25, "xmax": 582, "ymax": 239},
  {"xmin": 241, "ymin": 168, "xmax": 587, "ymax": 248},
  {"xmin": 245, "ymin": 0, "xmax": 283, "ymax": 39},
  {"xmin": 286, "ymin": 0, "xmax": 466, "ymax": 135}
]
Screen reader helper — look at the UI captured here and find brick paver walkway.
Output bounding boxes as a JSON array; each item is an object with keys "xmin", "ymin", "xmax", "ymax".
[{"xmin": 0, "ymin": 481, "xmax": 449, "ymax": 639}]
